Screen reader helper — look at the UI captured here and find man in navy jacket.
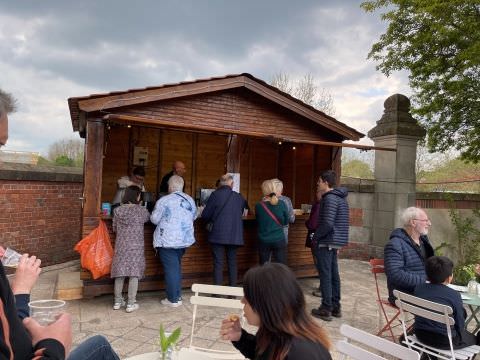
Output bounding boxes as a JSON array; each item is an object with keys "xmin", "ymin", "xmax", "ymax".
[
  {"xmin": 311, "ymin": 170, "xmax": 349, "ymax": 321},
  {"xmin": 202, "ymin": 174, "xmax": 248, "ymax": 286},
  {"xmin": 384, "ymin": 207, "xmax": 434, "ymax": 304}
]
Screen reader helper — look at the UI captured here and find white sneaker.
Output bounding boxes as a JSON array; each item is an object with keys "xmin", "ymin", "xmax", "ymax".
[
  {"xmin": 113, "ymin": 299, "xmax": 125, "ymax": 310},
  {"xmin": 161, "ymin": 298, "xmax": 182, "ymax": 307},
  {"xmin": 126, "ymin": 303, "xmax": 139, "ymax": 313}
]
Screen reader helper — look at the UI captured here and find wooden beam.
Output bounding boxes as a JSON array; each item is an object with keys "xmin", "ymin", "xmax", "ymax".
[
  {"xmin": 103, "ymin": 114, "xmax": 395, "ymax": 152},
  {"xmin": 83, "ymin": 119, "xmax": 105, "ymax": 219}
]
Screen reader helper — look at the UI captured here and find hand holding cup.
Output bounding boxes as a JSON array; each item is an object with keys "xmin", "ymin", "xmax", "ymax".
[{"xmin": 220, "ymin": 314, "xmax": 242, "ymax": 341}]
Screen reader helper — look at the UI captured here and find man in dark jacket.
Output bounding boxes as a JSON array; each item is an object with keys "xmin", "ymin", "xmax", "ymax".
[
  {"xmin": 384, "ymin": 206, "xmax": 434, "ymax": 304},
  {"xmin": 311, "ymin": 170, "xmax": 349, "ymax": 322},
  {"xmin": 202, "ymin": 174, "xmax": 248, "ymax": 286}
]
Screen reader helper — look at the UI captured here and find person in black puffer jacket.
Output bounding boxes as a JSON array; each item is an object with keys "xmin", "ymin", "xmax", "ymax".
[
  {"xmin": 311, "ymin": 170, "xmax": 349, "ymax": 322},
  {"xmin": 384, "ymin": 207, "xmax": 434, "ymax": 304}
]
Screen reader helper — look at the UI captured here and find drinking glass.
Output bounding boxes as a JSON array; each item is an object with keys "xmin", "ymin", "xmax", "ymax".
[
  {"xmin": 1, "ymin": 248, "xmax": 22, "ymax": 268},
  {"xmin": 28, "ymin": 299, "xmax": 66, "ymax": 326}
]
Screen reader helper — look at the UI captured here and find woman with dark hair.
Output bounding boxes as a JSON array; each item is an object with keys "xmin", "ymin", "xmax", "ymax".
[
  {"xmin": 111, "ymin": 185, "xmax": 150, "ymax": 313},
  {"xmin": 220, "ymin": 263, "xmax": 332, "ymax": 360}
]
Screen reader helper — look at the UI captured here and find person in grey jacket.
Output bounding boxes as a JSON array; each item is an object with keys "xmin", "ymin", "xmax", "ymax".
[
  {"xmin": 202, "ymin": 174, "xmax": 248, "ymax": 286},
  {"xmin": 272, "ymin": 179, "xmax": 295, "ymax": 243},
  {"xmin": 311, "ymin": 170, "xmax": 349, "ymax": 322},
  {"xmin": 384, "ymin": 207, "xmax": 434, "ymax": 304}
]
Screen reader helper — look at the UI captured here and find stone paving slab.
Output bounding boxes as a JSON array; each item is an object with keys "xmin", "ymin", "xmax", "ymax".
[{"xmin": 30, "ymin": 259, "xmax": 389, "ymax": 359}]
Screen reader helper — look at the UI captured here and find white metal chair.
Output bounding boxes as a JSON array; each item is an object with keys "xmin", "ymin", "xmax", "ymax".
[
  {"xmin": 182, "ymin": 283, "xmax": 245, "ymax": 359},
  {"xmin": 394, "ymin": 289, "xmax": 480, "ymax": 360},
  {"xmin": 336, "ymin": 324, "xmax": 420, "ymax": 360}
]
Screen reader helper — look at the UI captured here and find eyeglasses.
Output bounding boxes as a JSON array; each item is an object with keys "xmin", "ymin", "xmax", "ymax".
[{"xmin": 414, "ymin": 218, "xmax": 431, "ymax": 223}]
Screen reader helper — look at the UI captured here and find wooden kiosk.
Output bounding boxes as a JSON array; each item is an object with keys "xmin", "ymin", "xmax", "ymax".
[{"xmin": 68, "ymin": 73, "xmax": 364, "ymax": 297}]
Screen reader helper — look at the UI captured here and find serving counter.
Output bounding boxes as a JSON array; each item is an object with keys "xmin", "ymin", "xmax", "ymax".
[{"xmin": 80, "ymin": 214, "xmax": 317, "ymax": 298}]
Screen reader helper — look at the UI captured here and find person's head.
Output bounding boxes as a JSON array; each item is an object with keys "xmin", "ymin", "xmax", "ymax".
[
  {"xmin": 122, "ymin": 185, "xmax": 142, "ymax": 204},
  {"xmin": 261, "ymin": 179, "xmax": 279, "ymax": 205},
  {"xmin": 218, "ymin": 174, "xmax": 234, "ymax": 188},
  {"xmin": 0, "ymin": 89, "xmax": 17, "ymax": 147},
  {"xmin": 242, "ymin": 263, "xmax": 330, "ymax": 358},
  {"xmin": 317, "ymin": 170, "xmax": 336, "ymax": 192},
  {"xmin": 315, "ymin": 187, "xmax": 323, "ymax": 201},
  {"xmin": 400, "ymin": 207, "xmax": 431, "ymax": 236},
  {"xmin": 173, "ymin": 161, "xmax": 186, "ymax": 176},
  {"xmin": 130, "ymin": 167, "xmax": 145, "ymax": 185},
  {"xmin": 425, "ymin": 256, "xmax": 454, "ymax": 284},
  {"xmin": 168, "ymin": 175, "xmax": 184, "ymax": 193},
  {"xmin": 271, "ymin": 178, "xmax": 284, "ymax": 196}
]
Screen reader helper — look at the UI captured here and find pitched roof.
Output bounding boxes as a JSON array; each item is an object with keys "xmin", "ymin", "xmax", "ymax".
[{"xmin": 68, "ymin": 73, "xmax": 363, "ymax": 141}]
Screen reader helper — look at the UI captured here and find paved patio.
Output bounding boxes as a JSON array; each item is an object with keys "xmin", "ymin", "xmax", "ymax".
[{"xmin": 31, "ymin": 259, "xmax": 390, "ymax": 359}]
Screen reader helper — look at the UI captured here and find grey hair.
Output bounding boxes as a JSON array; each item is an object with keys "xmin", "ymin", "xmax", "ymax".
[
  {"xmin": 219, "ymin": 174, "xmax": 233, "ymax": 186},
  {"xmin": 168, "ymin": 175, "xmax": 184, "ymax": 192},
  {"xmin": 0, "ymin": 89, "xmax": 17, "ymax": 117},
  {"xmin": 400, "ymin": 207, "xmax": 422, "ymax": 228},
  {"xmin": 271, "ymin": 178, "xmax": 284, "ymax": 193}
]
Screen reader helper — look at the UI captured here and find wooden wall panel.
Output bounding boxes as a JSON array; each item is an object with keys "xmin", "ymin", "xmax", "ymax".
[
  {"xmin": 160, "ymin": 130, "xmax": 194, "ymax": 195},
  {"xmin": 101, "ymin": 126, "xmax": 130, "ymax": 203},
  {"xmin": 248, "ymin": 139, "xmax": 278, "ymax": 210},
  {"xmin": 133, "ymin": 127, "xmax": 161, "ymax": 193},
  {"xmin": 295, "ymin": 144, "xmax": 315, "ymax": 207},
  {"xmin": 239, "ymin": 139, "xmax": 251, "ymax": 206},
  {"xmin": 195, "ymin": 134, "xmax": 227, "ymax": 190},
  {"xmin": 278, "ymin": 143, "xmax": 295, "ymax": 206}
]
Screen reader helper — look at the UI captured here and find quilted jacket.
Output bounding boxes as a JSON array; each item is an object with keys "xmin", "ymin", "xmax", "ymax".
[{"xmin": 384, "ymin": 228, "xmax": 434, "ymax": 303}]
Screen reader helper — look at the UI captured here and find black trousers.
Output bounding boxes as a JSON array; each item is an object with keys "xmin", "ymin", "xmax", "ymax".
[
  {"xmin": 211, "ymin": 244, "xmax": 239, "ymax": 286},
  {"xmin": 258, "ymin": 241, "xmax": 287, "ymax": 265},
  {"xmin": 415, "ymin": 328, "xmax": 479, "ymax": 349}
]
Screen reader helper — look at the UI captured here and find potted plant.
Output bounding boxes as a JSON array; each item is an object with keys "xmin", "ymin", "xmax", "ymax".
[{"xmin": 159, "ymin": 324, "xmax": 181, "ymax": 360}]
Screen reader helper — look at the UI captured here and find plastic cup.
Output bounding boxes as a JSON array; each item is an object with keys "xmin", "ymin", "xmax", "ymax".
[
  {"xmin": 1, "ymin": 248, "xmax": 22, "ymax": 268},
  {"xmin": 28, "ymin": 299, "xmax": 66, "ymax": 326}
]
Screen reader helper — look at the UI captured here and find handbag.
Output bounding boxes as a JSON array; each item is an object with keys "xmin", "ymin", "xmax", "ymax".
[{"xmin": 205, "ymin": 192, "xmax": 233, "ymax": 232}]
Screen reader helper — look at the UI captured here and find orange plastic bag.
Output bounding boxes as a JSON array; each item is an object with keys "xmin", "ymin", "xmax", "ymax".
[{"xmin": 74, "ymin": 220, "xmax": 113, "ymax": 279}]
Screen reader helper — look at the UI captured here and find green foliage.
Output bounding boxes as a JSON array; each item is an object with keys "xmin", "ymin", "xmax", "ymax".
[
  {"xmin": 159, "ymin": 324, "xmax": 181, "ymax": 360},
  {"xmin": 416, "ymin": 158, "xmax": 480, "ymax": 192},
  {"xmin": 341, "ymin": 159, "xmax": 374, "ymax": 179},
  {"xmin": 54, "ymin": 155, "xmax": 75, "ymax": 167},
  {"xmin": 361, "ymin": 0, "xmax": 480, "ymax": 162},
  {"xmin": 453, "ymin": 264, "xmax": 477, "ymax": 286},
  {"xmin": 36, "ymin": 156, "xmax": 52, "ymax": 166}
]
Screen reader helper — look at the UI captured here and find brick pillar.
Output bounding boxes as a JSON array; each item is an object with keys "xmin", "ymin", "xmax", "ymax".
[{"xmin": 368, "ymin": 94, "xmax": 425, "ymax": 248}]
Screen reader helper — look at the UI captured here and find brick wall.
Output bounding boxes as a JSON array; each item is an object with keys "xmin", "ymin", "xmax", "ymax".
[{"xmin": 0, "ymin": 163, "xmax": 83, "ymax": 266}]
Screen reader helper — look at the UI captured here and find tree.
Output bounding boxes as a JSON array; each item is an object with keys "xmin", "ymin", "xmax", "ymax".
[
  {"xmin": 361, "ymin": 0, "xmax": 480, "ymax": 162},
  {"xmin": 270, "ymin": 72, "xmax": 336, "ymax": 116},
  {"xmin": 54, "ymin": 155, "xmax": 75, "ymax": 167},
  {"xmin": 47, "ymin": 138, "xmax": 84, "ymax": 167},
  {"xmin": 342, "ymin": 159, "xmax": 374, "ymax": 179}
]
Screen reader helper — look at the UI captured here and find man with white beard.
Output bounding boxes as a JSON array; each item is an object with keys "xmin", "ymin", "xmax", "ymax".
[{"xmin": 384, "ymin": 207, "xmax": 434, "ymax": 304}]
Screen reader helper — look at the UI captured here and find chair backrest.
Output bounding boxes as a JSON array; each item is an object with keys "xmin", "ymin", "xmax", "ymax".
[
  {"xmin": 188, "ymin": 284, "xmax": 245, "ymax": 359},
  {"xmin": 337, "ymin": 324, "xmax": 420, "ymax": 360},
  {"xmin": 393, "ymin": 290, "xmax": 455, "ymax": 359}
]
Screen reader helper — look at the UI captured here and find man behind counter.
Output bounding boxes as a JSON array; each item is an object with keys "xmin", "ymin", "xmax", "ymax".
[{"xmin": 159, "ymin": 161, "xmax": 186, "ymax": 194}]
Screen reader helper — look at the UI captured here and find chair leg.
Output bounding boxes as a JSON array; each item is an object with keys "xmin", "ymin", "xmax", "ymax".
[{"xmin": 377, "ymin": 303, "xmax": 400, "ymax": 342}]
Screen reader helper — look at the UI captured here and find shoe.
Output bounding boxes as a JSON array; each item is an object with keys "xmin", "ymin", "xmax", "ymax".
[
  {"xmin": 113, "ymin": 299, "xmax": 125, "ymax": 310},
  {"xmin": 332, "ymin": 307, "xmax": 342, "ymax": 318},
  {"xmin": 311, "ymin": 307, "xmax": 333, "ymax": 321},
  {"xmin": 126, "ymin": 303, "xmax": 139, "ymax": 313},
  {"xmin": 161, "ymin": 298, "xmax": 183, "ymax": 307},
  {"xmin": 312, "ymin": 290, "xmax": 322, "ymax": 298}
]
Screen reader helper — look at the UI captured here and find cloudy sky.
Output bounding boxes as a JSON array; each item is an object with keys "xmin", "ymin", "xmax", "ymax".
[{"xmin": 0, "ymin": 0, "xmax": 410, "ymax": 156}]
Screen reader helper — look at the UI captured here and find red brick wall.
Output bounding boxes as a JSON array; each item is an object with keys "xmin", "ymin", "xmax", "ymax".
[{"xmin": 0, "ymin": 180, "xmax": 82, "ymax": 266}]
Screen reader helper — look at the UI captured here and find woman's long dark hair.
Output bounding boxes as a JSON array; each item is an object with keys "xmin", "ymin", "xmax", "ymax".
[
  {"xmin": 122, "ymin": 185, "xmax": 142, "ymax": 204},
  {"xmin": 243, "ymin": 263, "xmax": 331, "ymax": 360}
]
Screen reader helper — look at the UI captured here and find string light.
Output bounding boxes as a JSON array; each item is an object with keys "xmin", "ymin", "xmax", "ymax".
[
  {"xmin": 292, "ymin": 146, "xmax": 296, "ymax": 150},
  {"xmin": 278, "ymin": 141, "xmax": 282, "ymax": 145}
]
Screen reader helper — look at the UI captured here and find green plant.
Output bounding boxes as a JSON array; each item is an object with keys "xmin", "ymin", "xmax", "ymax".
[
  {"xmin": 453, "ymin": 264, "xmax": 478, "ymax": 286},
  {"xmin": 159, "ymin": 324, "xmax": 181, "ymax": 360}
]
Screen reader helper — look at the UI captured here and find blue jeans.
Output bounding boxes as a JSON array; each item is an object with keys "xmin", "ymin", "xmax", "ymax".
[
  {"xmin": 211, "ymin": 244, "xmax": 239, "ymax": 286},
  {"xmin": 157, "ymin": 247, "xmax": 185, "ymax": 302},
  {"xmin": 313, "ymin": 246, "xmax": 340, "ymax": 311},
  {"xmin": 68, "ymin": 335, "xmax": 119, "ymax": 360}
]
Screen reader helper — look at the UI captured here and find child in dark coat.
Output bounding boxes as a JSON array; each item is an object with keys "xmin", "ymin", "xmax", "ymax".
[{"xmin": 414, "ymin": 256, "xmax": 480, "ymax": 349}]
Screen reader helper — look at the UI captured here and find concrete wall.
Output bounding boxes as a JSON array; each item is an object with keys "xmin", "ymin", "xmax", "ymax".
[{"xmin": 0, "ymin": 163, "xmax": 83, "ymax": 266}]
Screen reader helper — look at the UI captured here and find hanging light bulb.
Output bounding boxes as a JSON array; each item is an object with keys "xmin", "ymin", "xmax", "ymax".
[
  {"xmin": 278, "ymin": 141, "xmax": 282, "ymax": 145},
  {"xmin": 127, "ymin": 124, "xmax": 131, "ymax": 128},
  {"xmin": 292, "ymin": 146, "xmax": 296, "ymax": 150}
]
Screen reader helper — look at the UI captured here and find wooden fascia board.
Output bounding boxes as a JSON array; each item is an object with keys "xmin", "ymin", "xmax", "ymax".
[
  {"xmin": 242, "ymin": 77, "xmax": 361, "ymax": 141},
  {"xmin": 103, "ymin": 113, "xmax": 394, "ymax": 152},
  {"xmin": 76, "ymin": 77, "xmax": 247, "ymax": 113}
]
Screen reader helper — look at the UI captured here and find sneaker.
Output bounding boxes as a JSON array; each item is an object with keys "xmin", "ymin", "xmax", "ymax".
[
  {"xmin": 332, "ymin": 306, "xmax": 342, "ymax": 318},
  {"xmin": 161, "ymin": 298, "xmax": 182, "ymax": 307},
  {"xmin": 312, "ymin": 290, "xmax": 322, "ymax": 298},
  {"xmin": 113, "ymin": 299, "xmax": 125, "ymax": 310},
  {"xmin": 311, "ymin": 307, "xmax": 333, "ymax": 321},
  {"xmin": 126, "ymin": 303, "xmax": 139, "ymax": 313}
]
